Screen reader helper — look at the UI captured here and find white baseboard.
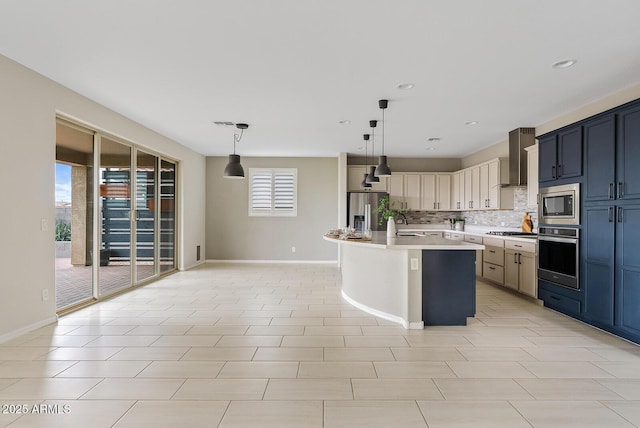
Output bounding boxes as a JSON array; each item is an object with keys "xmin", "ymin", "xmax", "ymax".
[
  {"xmin": 180, "ymin": 260, "xmax": 207, "ymax": 271},
  {"xmin": 341, "ymin": 290, "xmax": 421, "ymax": 330},
  {"xmin": 0, "ymin": 316, "xmax": 59, "ymax": 344},
  {"xmin": 206, "ymin": 259, "xmax": 338, "ymax": 265}
]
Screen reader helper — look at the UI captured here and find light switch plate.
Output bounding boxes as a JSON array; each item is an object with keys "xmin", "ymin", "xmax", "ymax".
[{"xmin": 410, "ymin": 258, "xmax": 419, "ymax": 270}]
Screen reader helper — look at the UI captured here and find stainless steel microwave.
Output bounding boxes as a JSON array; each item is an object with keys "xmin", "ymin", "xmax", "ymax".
[{"xmin": 538, "ymin": 183, "xmax": 580, "ymax": 225}]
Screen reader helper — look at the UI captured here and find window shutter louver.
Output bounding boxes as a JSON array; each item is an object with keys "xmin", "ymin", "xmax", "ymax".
[
  {"xmin": 274, "ymin": 172, "xmax": 295, "ymax": 211},
  {"xmin": 251, "ymin": 172, "xmax": 272, "ymax": 211},
  {"xmin": 249, "ymin": 168, "xmax": 297, "ymax": 216}
]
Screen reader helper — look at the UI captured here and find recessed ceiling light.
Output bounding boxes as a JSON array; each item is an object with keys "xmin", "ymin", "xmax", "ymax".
[
  {"xmin": 465, "ymin": 121, "xmax": 479, "ymax": 126},
  {"xmin": 427, "ymin": 137, "xmax": 441, "ymax": 142},
  {"xmin": 552, "ymin": 59, "xmax": 577, "ymax": 69},
  {"xmin": 338, "ymin": 120, "xmax": 351, "ymax": 125},
  {"xmin": 425, "ymin": 147, "xmax": 436, "ymax": 151},
  {"xmin": 396, "ymin": 83, "xmax": 415, "ymax": 90}
]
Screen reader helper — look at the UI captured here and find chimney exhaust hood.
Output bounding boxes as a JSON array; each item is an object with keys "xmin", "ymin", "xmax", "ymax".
[{"xmin": 506, "ymin": 127, "xmax": 535, "ymax": 186}]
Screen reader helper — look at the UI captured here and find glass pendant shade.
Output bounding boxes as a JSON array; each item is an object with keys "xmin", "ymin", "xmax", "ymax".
[
  {"xmin": 361, "ymin": 173, "xmax": 372, "ymax": 188},
  {"xmin": 223, "ymin": 154, "xmax": 245, "ymax": 179},
  {"xmin": 376, "ymin": 155, "xmax": 392, "ymax": 176},
  {"xmin": 366, "ymin": 165, "xmax": 380, "ymax": 183}
]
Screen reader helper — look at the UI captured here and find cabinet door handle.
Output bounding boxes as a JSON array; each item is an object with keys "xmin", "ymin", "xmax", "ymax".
[
  {"xmin": 551, "ymin": 166, "xmax": 556, "ymax": 179},
  {"xmin": 518, "ymin": 253, "xmax": 522, "ymax": 265},
  {"xmin": 514, "ymin": 244, "xmax": 522, "ymax": 248},
  {"xmin": 514, "ymin": 253, "xmax": 518, "ymax": 264},
  {"xmin": 489, "ymin": 250, "xmax": 495, "ymax": 253},
  {"xmin": 618, "ymin": 206, "xmax": 623, "ymax": 223},
  {"xmin": 608, "ymin": 206, "xmax": 613, "ymax": 223},
  {"xmin": 618, "ymin": 182, "xmax": 623, "ymax": 199},
  {"xmin": 609, "ymin": 183, "xmax": 614, "ymax": 199},
  {"xmin": 550, "ymin": 295, "xmax": 560, "ymax": 301},
  {"xmin": 433, "ymin": 202, "xmax": 436, "ymax": 209},
  {"xmin": 489, "ymin": 266, "xmax": 496, "ymax": 270},
  {"xmin": 437, "ymin": 202, "xmax": 440, "ymax": 209},
  {"xmin": 557, "ymin": 164, "xmax": 562, "ymax": 177}
]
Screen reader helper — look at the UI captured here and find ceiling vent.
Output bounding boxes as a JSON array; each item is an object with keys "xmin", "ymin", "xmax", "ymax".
[{"xmin": 213, "ymin": 121, "xmax": 236, "ymax": 127}]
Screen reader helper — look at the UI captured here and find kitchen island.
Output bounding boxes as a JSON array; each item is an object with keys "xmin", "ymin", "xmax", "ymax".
[{"xmin": 324, "ymin": 233, "xmax": 484, "ymax": 329}]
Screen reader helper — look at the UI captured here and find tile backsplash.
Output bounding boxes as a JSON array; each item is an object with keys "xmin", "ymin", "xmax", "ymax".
[{"xmin": 404, "ymin": 188, "xmax": 538, "ymax": 229}]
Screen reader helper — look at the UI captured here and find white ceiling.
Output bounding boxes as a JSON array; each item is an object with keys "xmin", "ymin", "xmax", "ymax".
[{"xmin": 2, "ymin": 1, "xmax": 640, "ymax": 158}]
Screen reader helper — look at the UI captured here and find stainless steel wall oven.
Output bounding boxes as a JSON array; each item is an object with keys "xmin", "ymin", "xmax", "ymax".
[{"xmin": 538, "ymin": 227, "xmax": 579, "ymax": 289}]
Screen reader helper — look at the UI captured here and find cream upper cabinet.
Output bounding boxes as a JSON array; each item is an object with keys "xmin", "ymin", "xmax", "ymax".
[
  {"xmin": 437, "ymin": 174, "xmax": 451, "ymax": 210},
  {"xmin": 525, "ymin": 144, "xmax": 539, "ymax": 207},
  {"xmin": 459, "ymin": 158, "xmax": 513, "ymax": 211},
  {"xmin": 452, "ymin": 171, "xmax": 464, "ymax": 211},
  {"xmin": 470, "ymin": 166, "xmax": 480, "ymax": 210},
  {"xmin": 487, "ymin": 160, "xmax": 500, "ymax": 209},
  {"xmin": 463, "ymin": 166, "xmax": 480, "ymax": 211},
  {"xmin": 387, "ymin": 173, "xmax": 420, "ymax": 210},
  {"xmin": 347, "ymin": 166, "xmax": 387, "ymax": 192},
  {"xmin": 420, "ymin": 173, "xmax": 450, "ymax": 211},
  {"xmin": 480, "ymin": 159, "xmax": 501, "ymax": 209},
  {"xmin": 421, "ymin": 174, "xmax": 436, "ymax": 210},
  {"xmin": 404, "ymin": 174, "xmax": 421, "ymax": 210},
  {"xmin": 463, "ymin": 169, "xmax": 473, "ymax": 210},
  {"xmin": 387, "ymin": 173, "xmax": 405, "ymax": 207},
  {"xmin": 480, "ymin": 163, "xmax": 490, "ymax": 209}
]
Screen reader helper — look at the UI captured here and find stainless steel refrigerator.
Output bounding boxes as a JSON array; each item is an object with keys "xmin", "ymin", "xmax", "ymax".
[{"xmin": 347, "ymin": 192, "xmax": 388, "ymax": 231}]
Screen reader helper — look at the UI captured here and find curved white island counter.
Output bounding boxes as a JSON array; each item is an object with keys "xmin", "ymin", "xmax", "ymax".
[{"xmin": 324, "ymin": 233, "xmax": 484, "ymax": 329}]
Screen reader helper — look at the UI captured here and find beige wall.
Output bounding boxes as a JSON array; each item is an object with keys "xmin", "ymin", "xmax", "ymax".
[
  {"xmin": 348, "ymin": 156, "xmax": 461, "ymax": 172},
  {"xmin": 206, "ymin": 157, "xmax": 338, "ymax": 261},
  {"xmin": 0, "ymin": 54, "xmax": 206, "ymax": 341},
  {"xmin": 462, "ymin": 83, "xmax": 640, "ymax": 168}
]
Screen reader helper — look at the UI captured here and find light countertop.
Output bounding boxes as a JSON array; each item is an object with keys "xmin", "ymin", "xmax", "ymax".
[{"xmin": 323, "ymin": 232, "xmax": 485, "ymax": 250}]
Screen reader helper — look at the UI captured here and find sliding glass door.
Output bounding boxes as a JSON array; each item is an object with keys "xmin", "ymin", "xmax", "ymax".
[
  {"xmin": 135, "ymin": 151, "xmax": 157, "ymax": 282},
  {"xmin": 55, "ymin": 119, "xmax": 178, "ymax": 308},
  {"xmin": 55, "ymin": 121, "xmax": 95, "ymax": 310},
  {"xmin": 99, "ymin": 137, "xmax": 133, "ymax": 296},
  {"xmin": 160, "ymin": 160, "xmax": 176, "ymax": 273}
]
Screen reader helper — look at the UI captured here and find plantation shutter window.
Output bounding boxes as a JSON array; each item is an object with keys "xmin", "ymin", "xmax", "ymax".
[{"xmin": 249, "ymin": 168, "xmax": 297, "ymax": 216}]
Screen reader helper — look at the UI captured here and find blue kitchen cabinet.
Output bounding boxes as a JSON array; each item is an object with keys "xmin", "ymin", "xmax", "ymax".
[
  {"xmin": 538, "ymin": 126, "xmax": 582, "ymax": 183},
  {"xmin": 538, "ymin": 135, "xmax": 557, "ymax": 183},
  {"xmin": 615, "ymin": 203, "xmax": 640, "ymax": 339},
  {"xmin": 582, "ymin": 205, "xmax": 615, "ymax": 326},
  {"xmin": 581, "ymin": 202, "xmax": 640, "ymax": 342},
  {"xmin": 617, "ymin": 103, "xmax": 640, "ymax": 201},
  {"xmin": 584, "ymin": 116, "xmax": 616, "ymax": 202},
  {"xmin": 584, "ymin": 103, "xmax": 640, "ymax": 202}
]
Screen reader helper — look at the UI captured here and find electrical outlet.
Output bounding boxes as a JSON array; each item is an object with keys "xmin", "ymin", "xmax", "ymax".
[
  {"xmin": 410, "ymin": 258, "xmax": 419, "ymax": 270},
  {"xmin": 291, "ymin": 246, "xmax": 296, "ymax": 253},
  {"xmin": 41, "ymin": 289, "xmax": 49, "ymax": 301},
  {"xmin": 41, "ymin": 219, "xmax": 48, "ymax": 231}
]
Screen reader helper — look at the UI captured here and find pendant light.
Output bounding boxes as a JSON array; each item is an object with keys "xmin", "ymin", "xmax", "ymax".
[
  {"xmin": 223, "ymin": 123, "xmax": 248, "ymax": 179},
  {"xmin": 376, "ymin": 99, "xmax": 392, "ymax": 176},
  {"xmin": 366, "ymin": 120, "xmax": 380, "ymax": 183},
  {"xmin": 360, "ymin": 134, "xmax": 372, "ymax": 189}
]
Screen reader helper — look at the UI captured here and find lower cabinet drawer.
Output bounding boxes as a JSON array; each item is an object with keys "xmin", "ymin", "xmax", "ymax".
[
  {"xmin": 483, "ymin": 246, "xmax": 504, "ymax": 266},
  {"xmin": 538, "ymin": 288, "xmax": 581, "ymax": 315},
  {"xmin": 483, "ymin": 262, "xmax": 504, "ymax": 284}
]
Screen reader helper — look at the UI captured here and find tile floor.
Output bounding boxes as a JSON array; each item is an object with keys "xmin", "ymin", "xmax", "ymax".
[{"xmin": 1, "ymin": 263, "xmax": 640, "ymax": 427}]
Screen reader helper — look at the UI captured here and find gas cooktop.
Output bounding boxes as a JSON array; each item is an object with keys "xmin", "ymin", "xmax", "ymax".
[{"xmin": 486, "ymin": 231, "xmax": 538, "ymax": 237}]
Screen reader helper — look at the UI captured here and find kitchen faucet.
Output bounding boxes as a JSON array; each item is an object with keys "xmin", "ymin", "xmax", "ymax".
[{"xmin": 397, "ymin": 212, "xmax": 409, "ymax": 225}]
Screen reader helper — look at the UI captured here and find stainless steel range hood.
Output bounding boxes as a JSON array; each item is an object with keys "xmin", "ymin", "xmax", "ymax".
[{"xmin": 506, "ymin": 127, "xmax": 535, "ymax": 186}]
